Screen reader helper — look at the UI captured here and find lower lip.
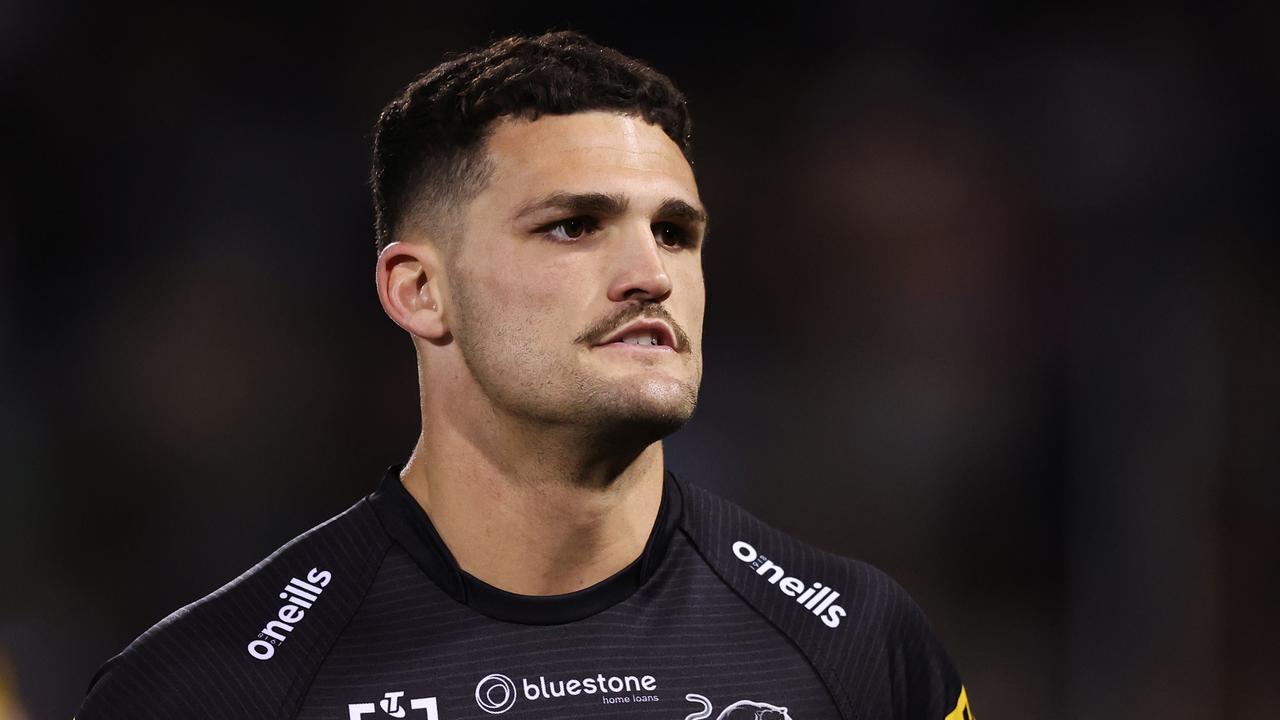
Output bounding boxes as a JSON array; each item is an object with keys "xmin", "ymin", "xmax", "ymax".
[{"xmin": 593, "ymin": 342, "xmax": 677, "ymax": 356}]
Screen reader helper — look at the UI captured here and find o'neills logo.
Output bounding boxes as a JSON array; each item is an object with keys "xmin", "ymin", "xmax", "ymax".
[
  {"xmin": 732, "ymin": 541, "xmax": 846, "ymax": 628},
  {"xmin": 474, "ymin": 672, "xmax": 658, "ymax": 714},
  {"xmin": 246, "ymin": 567, "xmax": 332, "ymax": 660}
]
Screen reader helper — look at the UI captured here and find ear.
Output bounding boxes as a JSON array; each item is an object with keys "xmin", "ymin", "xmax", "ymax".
[{"xmin": 376, "ymin": 240, "xmax": 451, "ymax": 344}]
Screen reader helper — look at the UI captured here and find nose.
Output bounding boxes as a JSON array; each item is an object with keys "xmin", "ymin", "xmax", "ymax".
[{"xmin": 605, "ymin": 220, "xmax": 674, "ymax": 303}]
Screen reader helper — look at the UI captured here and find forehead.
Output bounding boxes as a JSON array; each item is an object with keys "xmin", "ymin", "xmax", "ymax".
[{"xmin": 477, "ymin": 111, "xmax": 700, "ymax": 214}]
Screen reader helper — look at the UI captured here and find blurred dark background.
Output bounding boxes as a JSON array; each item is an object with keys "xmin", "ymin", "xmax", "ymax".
[{"xmin": 2, "ymin": 2, "xmax": 1277, "ymax": 719}]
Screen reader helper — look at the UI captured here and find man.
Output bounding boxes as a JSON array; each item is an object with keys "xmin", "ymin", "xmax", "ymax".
[{"xmin": 77, "ymin": 30, "xmax": 973, "ymax": 720}]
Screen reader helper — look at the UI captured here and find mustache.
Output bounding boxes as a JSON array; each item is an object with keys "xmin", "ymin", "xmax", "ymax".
[{"xmin": 576, "ymin": 302, "xmax": 689, "ymax": 352}]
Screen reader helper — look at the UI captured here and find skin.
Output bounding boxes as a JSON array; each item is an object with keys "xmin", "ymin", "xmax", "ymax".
[{"xmin": 375, "ymin": 111, "xmax": 708, "ymax": 596}]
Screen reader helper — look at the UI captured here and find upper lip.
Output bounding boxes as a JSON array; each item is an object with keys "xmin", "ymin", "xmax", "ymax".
[{"xmin": 595, "ymin": 318, "xmax": 678, "ymax": 350}]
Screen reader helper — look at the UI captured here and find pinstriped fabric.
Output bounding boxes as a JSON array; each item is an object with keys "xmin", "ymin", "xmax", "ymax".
[
  {"xmin": 296, "ymin": 537, "xmax": 840, "ymax": 718},
  {"xmin": 676, "ymin": 479, "xmax": 965, "ymax": 720},
  {"xmin": 76, "ymin": 471, "xmax": 965, "ymax": 720},
  {"xmin": 77, "ymin": 499, "xmax": 392, "ymax": 720}
]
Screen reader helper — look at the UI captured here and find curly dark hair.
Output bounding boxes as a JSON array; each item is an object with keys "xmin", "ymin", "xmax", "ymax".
[{"xmin": 370, "ymin": 29, "xmax": 696, "ymax": 256}]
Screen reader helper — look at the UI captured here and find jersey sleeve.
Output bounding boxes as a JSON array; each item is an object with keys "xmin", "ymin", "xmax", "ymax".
[
  {"xmin": 675, "ymin": 475, "xmax": 973, "ymax": 720},
  {"xmin": 75, "ymin": 498, "xmax": 391, "ymax": 719}
]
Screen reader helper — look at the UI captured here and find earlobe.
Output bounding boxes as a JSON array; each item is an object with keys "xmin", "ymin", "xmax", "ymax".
[{"xmin": 376, "ymin": 241, "xmax": 449, "ymax": 342}]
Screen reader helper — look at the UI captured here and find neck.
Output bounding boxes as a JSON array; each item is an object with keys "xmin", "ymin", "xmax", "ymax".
[{"xmin": 399, "ymin": 413, "xmax": 667, "ymax": 597}]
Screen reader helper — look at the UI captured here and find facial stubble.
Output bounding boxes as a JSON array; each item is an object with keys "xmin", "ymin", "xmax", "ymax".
[{"xmin": 446, "ymin": 263, "xmax": 701, "ymax": 443}]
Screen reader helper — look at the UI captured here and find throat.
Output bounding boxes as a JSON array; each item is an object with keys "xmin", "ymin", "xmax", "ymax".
[
  {"xmin": 404, "ymin": 451, "xmax": 666, "ymax": 597},
  {"xmin": 369, "ymin": 459, "xmax": 684, "ymax": 624}
]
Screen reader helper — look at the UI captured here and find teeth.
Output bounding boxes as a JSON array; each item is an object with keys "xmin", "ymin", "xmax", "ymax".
[{"xmin": 621, "ymin": 332, "xmax": 659, "ymax": 346}]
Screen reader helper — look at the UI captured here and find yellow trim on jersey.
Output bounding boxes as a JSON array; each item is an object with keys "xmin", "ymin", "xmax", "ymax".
[{"xmin": 944, "ymin": 686, "xmax": 973, "ymax": 720}]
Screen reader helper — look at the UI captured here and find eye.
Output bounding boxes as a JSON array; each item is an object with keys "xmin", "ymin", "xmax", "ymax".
[
  {"xmin": 654, "ymin": 222, "xmax": 695, "ymax": 249},
  {"xmin": 539, "ymin": 216, "xmax": 599, "ymax": 243}
]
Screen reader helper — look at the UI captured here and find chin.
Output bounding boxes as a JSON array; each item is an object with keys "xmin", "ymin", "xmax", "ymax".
[{"xmin": 588, "ymin": 387, "xmax": 698, "ymax": 442}]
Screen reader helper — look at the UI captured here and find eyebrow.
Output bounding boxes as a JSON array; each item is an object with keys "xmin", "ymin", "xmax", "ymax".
[{"xmin": 513, "ymin": 191, "xmax": 710, "ymax": 238}]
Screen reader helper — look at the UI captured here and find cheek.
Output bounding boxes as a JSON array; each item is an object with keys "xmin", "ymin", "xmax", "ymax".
[
  {"xmin": 471, "ymin": 260, "xmax": 579, "ymax": 342},
  {"xmin": 492, "ymin": 272, "xmax": 569, "ymax": 317},
  {"xmin": 469, "ymin": 247, "xmax": 560, "ymax": 306},
  {"xmin": 674, "ymin": 266, "xmax": 706, "ymax": 321}
]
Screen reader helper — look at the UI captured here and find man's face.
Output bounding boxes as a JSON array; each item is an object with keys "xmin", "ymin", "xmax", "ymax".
[{"xmin": 443, "ymin": 110, "xmax": 706, "ymax": 439}]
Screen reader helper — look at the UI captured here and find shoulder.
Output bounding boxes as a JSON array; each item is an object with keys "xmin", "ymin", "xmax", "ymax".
[
  {"xmin": 675, "ymin": 475, "xmax": 971, "ymax": 720},
  {"xmin": 76, "ymin": 496, "xmax": 392, "ymax": 720},
  {"xmin": 675, "ymin": 475, "xmax": 904, "ymax": 630}
]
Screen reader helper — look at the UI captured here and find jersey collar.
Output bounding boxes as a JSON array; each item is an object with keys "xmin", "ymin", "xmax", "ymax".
[{"xmin": 367, "ymin": 462, "xmax": 684, "ymax": 625}]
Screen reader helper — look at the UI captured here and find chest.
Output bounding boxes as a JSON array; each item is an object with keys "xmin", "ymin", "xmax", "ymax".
[{"xmin": 295, "ymin": 552, "xmax": 843, "ymax": 720}]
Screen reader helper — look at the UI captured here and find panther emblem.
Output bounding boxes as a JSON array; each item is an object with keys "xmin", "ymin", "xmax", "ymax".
[{"xmin": 684, "ymin": 694, "xmax": 792, "ymax": 720}]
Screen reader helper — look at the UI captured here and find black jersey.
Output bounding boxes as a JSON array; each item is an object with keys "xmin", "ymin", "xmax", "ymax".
[{"xmin": 77, "ymin": 465, "xmax": 973, "ymax": 720}]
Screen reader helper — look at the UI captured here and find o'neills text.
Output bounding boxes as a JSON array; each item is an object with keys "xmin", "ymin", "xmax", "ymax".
[
  {"xmin": 246, "ymin": 567, "xmax": 332, "ymax": 660},
  {"xmin": 732, "ymin": 541, "xmax": 846, "ymax": 628}
]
